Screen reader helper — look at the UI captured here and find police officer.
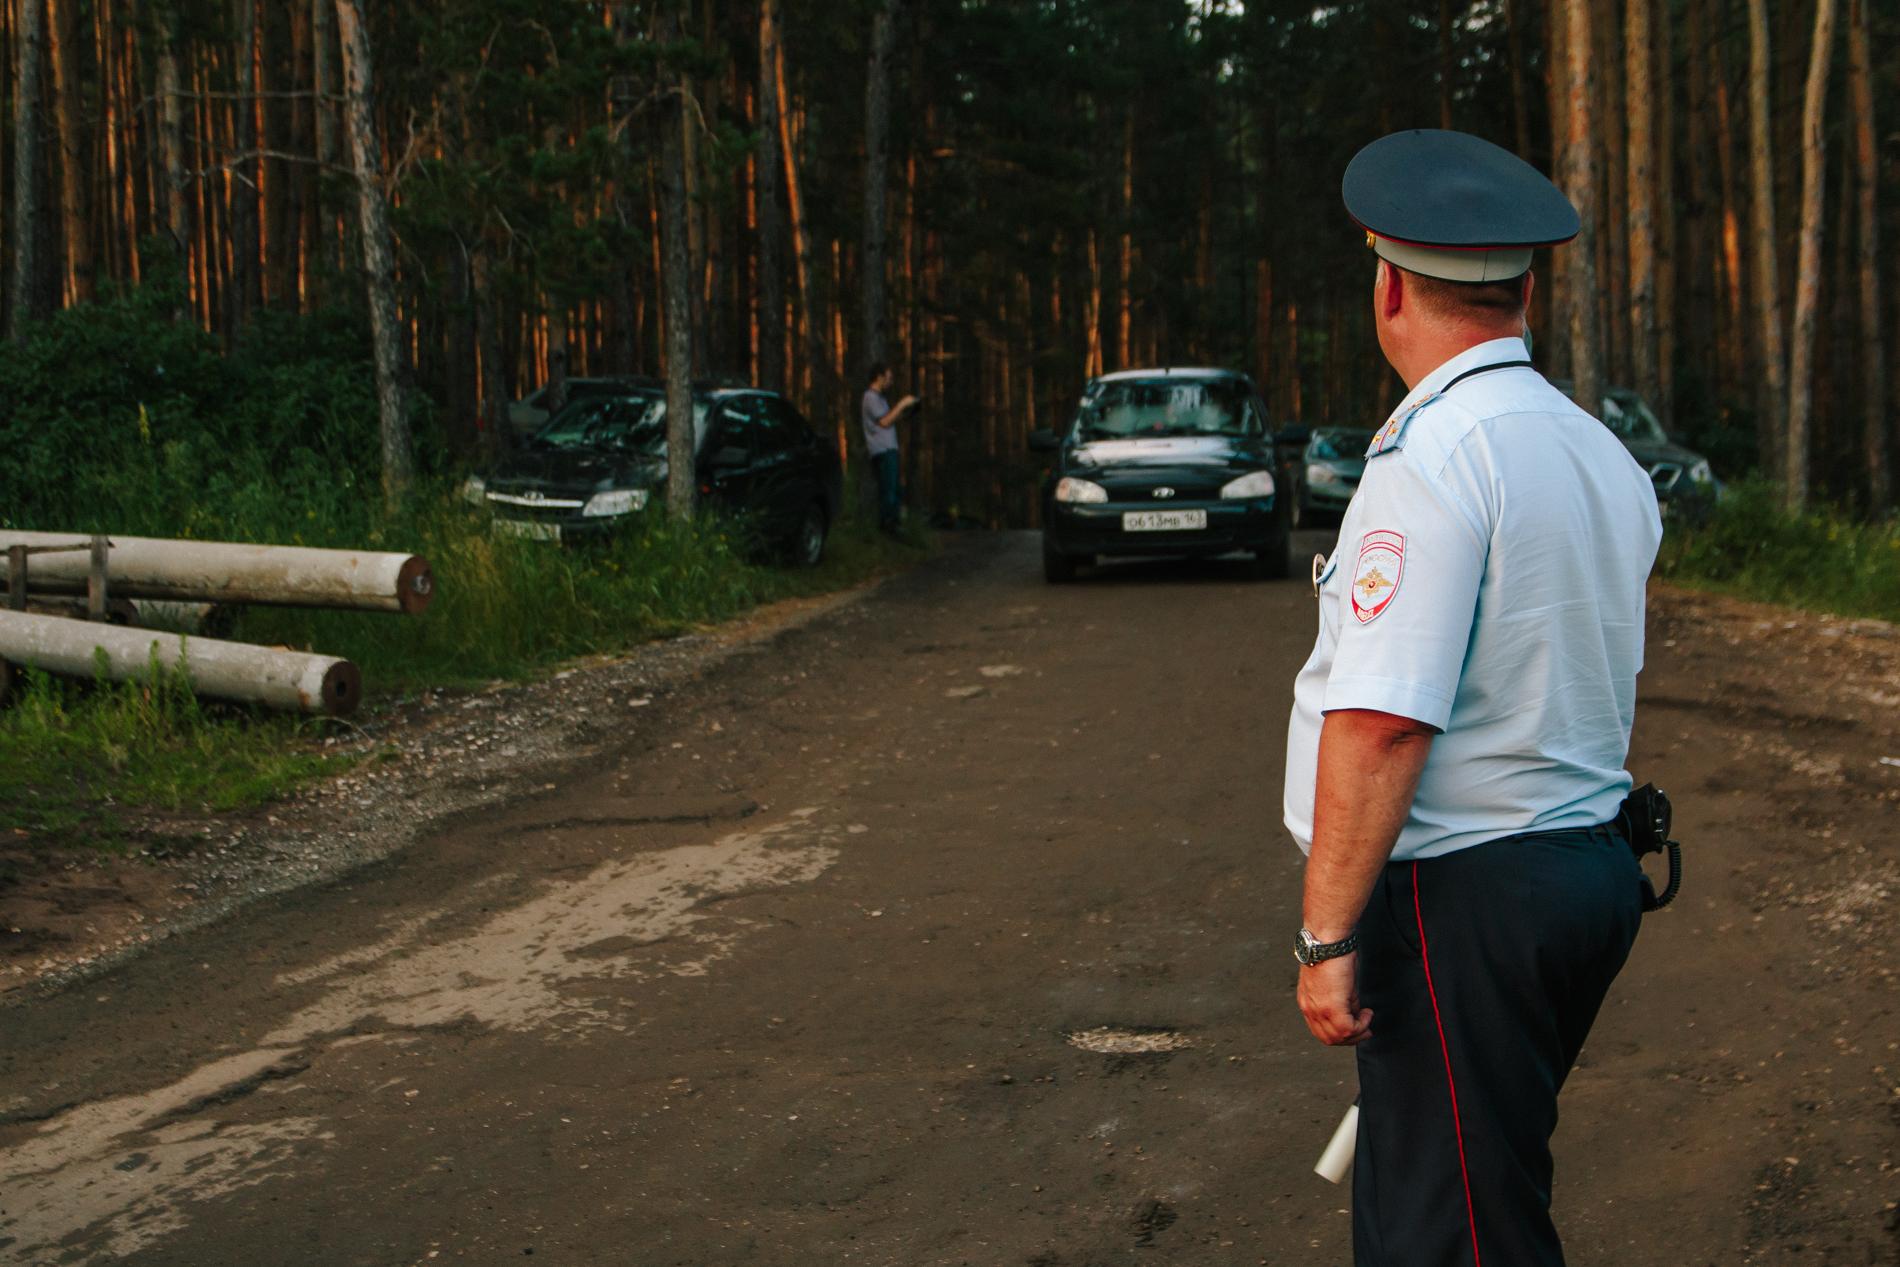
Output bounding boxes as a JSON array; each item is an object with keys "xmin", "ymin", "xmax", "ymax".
[{"xmin": 1283, "ymin": 130, "xmax": 1663, "ymax": 1265}]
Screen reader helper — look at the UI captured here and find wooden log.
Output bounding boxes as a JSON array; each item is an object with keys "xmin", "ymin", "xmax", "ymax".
[
  {"xmin": 0, "ymin": 610, "xmax": 361, "ymax": 716},
  {"xmin": 0, "ymin": 531, "xmax": 433, "ymax": 615}
]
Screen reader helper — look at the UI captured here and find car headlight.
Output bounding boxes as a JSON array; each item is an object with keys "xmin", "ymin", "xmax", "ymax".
[
  {"xmin": 1054, "ymin": 476, "xmax": 1108, "ymax": 504},
  {"xmin": 582, "ymin": 488, "xmax": 650, "ymax": 518},
  {"xmin": 1687, "ymin": 459, "xmax": 1714, "ymax": 486},
  {"xmin": 1305, "ymin": 463, "xmax": 1339, "ymax": 487},
  {"xmin": 1220, "ymin": 470, "xmax": 1276, "ymax": 500},
  {"xmin": 460, "ymin": 475, "xmax": 487, "ymax": 506}
]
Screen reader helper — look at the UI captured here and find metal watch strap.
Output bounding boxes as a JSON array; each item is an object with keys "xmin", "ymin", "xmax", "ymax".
[{"xmin": 1294, "ymin": 927, "xmax": 1359, "ymax": 966}]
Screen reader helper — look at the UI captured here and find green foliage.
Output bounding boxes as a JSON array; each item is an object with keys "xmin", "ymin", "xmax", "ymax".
[
  {"xmin": 1657, "ymin": 482, "xmax": 1900, "ymax": 623},
  {"xmin": 0, "ymin": 663, "xmax": 350, "ymax": 851}
]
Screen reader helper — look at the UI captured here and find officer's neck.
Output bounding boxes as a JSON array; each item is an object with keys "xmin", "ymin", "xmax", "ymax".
[{"xmin": 1388, "ymin": 322, "xmax": 1524, "ymax": 392}]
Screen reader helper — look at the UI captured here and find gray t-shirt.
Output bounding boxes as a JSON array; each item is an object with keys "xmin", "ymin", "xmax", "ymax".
[{"xmin": 861, "ymin": 389, "xmax": 898, "ymax": 456}]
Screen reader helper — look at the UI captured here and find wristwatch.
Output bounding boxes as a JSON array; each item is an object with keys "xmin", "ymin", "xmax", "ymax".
[{"xmin": 1293, "ymin": 927, "xmax": 1359, "ymax": 967}]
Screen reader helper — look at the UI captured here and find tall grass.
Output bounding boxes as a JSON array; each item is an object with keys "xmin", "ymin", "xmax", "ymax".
[{"xmin": 1656, "ymin": 481, "xmax": 1900, "ymax": 623}]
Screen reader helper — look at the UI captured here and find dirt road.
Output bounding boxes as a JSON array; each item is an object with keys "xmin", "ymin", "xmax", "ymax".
[{"xmin": 2, "ymin": 532, "xmax": 1895, "ymax": 1265}]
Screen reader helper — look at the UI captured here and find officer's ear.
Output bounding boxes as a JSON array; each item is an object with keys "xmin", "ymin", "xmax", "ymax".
[
  {"xmin": 1520, "ymin": 270, "xmax": 1536, "ymax": 313},
  {"xmin": 1376, "ymin": 259, "xmax": 1405, "ymax": 321}
]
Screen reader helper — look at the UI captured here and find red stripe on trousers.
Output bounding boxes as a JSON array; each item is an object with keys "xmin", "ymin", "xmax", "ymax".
[{"xmin": 1413, "ymin": 861, "xmax": 1483, "ymax": 1267}]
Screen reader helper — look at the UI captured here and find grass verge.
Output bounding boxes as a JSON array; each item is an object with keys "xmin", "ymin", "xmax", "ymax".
[
  {"xmin": 1656, "ymin": 482, "xmax": 1900, "ymax": 624},
  {"xmin": 1, "ymin": 497, "xmax": 930, "ymax": 853}
]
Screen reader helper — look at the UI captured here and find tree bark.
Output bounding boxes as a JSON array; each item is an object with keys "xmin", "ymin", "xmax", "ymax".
[
  {"xmin": 1541, "ymin": 0, "xmax": 1570, "ymax": 379},
  {"xmin": 156, "ymin": 7, "xmax": 190, "ymax": 258},
  {"xmin": 772, "ymin": 14, "xmax": 815, "ymax": 409},
  {"xmin": 860, "ymin": 0, "xmax": 901, "ymax": 372},
  {"xmin": 659, "ymin": 9, "xmax": 697, "ymax": 522},
  {"xmin": 334, "ymin": 0, "xmax": 412, "ymax": 505},
  {"xmin": 755, "ymin": 0, "xmax": 786, "ymax": 393},
  {"xmin": 312, "ymin": 0, "xmax": 341, "ymax": 277},
  {"xmin": 1783, "ymin": 0, "xmax": 1839, "ymax": 512},
  {"xmin": 1625, "ymin": 0, "xmax": 1659, "ymax": 419},
  {"xmin": 1562, "ymin": 0, "xmax": 1603, "ymax": 416},
  {"xmin": 1845, "ymin": 0, "xmax": 1886, "ymax": 512},
  {"xmin": 9, "ymin": 0, "xmax": 46, "ymax": 339},
  {"xmin": 47, "ymin": 0, "xmax": 92, "ymax": 306},
  {"xmin": 1745, "ymin": 0, "xmax": 1787, "ymax": 483},
  {"xmin": 228, "ymin": 0, "xmax": 261, "ymax": 332}
]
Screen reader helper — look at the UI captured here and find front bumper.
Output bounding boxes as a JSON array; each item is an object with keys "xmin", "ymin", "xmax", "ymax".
[
  {"xmin": 1046, "ymin": 497, "xmax": 1281, "ymax": 558},
  {"xmin": 487, "ymin": 509, "xmax": 634, "ymax": 543},
  {"xmin": 1301, "ymin": 480, "xmax": 1356, "ymax": 511}
]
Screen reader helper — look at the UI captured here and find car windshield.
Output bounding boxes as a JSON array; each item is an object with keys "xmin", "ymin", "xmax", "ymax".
[
  {"xmin": 1075, "ymin": 379, "xmax": 1254, "ymax": 439},
  {"xmin": 1600, "ymin": 393, "xmax": 1669, "ymax": 444},
  {"xmin": 1309, "ymin": 429, "xmax": 1375, "ymax": 461},
  {"xmin": 531, "ymin": 392, "xmax": 711, "ymax": 453}
]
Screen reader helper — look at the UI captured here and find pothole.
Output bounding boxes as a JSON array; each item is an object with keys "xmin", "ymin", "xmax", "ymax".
[{"xmin": 1066, "ymin": 1026, "xmax": 1193, "ymax": 1054}]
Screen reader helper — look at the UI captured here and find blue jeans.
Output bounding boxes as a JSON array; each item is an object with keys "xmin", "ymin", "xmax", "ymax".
[{"xmin": 872, "ymin": 450, "xmax": 902, "ymax": 531}]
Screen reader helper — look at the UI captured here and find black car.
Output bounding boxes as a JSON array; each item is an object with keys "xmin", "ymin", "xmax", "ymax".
[
  {"xmin": 463, "ymin": 379, "xmax": 843, "ymax": 564},
  {"xmin": 1552, "ymin": 380, "xmax": 1722, "ymax": 515},
  {"xmin": 1029, "ymin": 369, "xmax": 1292, "ymax": 583}
]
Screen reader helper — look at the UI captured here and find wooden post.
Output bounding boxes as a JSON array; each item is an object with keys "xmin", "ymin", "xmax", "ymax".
[
  {"xmin": 87, "ymin": 534, "xmax": 109, "ymax": 622},
  {"xmin": 7, "ymin": 547, "xmax": 27, "ymax": 612}
]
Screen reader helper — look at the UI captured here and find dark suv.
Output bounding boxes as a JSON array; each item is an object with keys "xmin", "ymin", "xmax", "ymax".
[
  {"xmin": 1029, "ymin": 368, "xmax": 1292, "ymax": 582},
  {"xmin": 464, "ymin": 380, "xmax": 843, "ymax": 564}
]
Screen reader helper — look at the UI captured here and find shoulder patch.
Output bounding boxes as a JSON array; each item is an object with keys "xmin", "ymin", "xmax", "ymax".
[
  {"xmin": 1350, "ymin": 530, "xmax": 1405, "ymax": 623},
  {"xmin": 1365, "ymin": 395, "xmax": 1439, "ymax": 458}
]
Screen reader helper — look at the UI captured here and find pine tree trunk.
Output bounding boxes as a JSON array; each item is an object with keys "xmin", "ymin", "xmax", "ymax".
[
  {"xmin": 755, "ymin": 0, "xmax": 786, "ymax": 393},
  {"xmin": 1845, "ymin": 0, "xmax": 1887, "ymax": 512},
  {"xmin": 228, "ymin": 0, "xmax": 260, "ymax": 333},
  {"xmin": 1784, "ymin": 0, "xmax": 1839, "ymax": 512},
  {"xmin": 772, "ymin": 19, "xmax": 815, "ymax": 410},
  {"xmin": 1597, "ymin": 0, "xmax": 1629, "ymax": 388},
  {"xmin": 1745, "ymin": 0, "xmax": 1787, "ymax": 483},
  {"xmin": 1542, "ymin": 0, "xmax": 1570, "ymax": 380},
  {"xmin": 334, "ymin": 0, "xmax": 411, "ymax": 505},
  {"xmin": 1562, "ymin": 0, "xmax": 1604, "ymax": 416},
  {"xmin": 860, "ymin": 0, "xmax": 900, "ymax": 371},
  {"xmin": 9, "ymin": 0, "xmax": 46, "ymax": 339},
  {"xmin": 1653, "ymin": 2, "xmax": 1677, "ymax": 426},
  {"xmin": 659, "ymin": 12, "xmax": 697, "ymax": 522},
  {"xmin": 1116, "ymin": 110, "xmax": 1132, "ymax": 371},
  {"xmin": 1625, "ymin": 0, "xmax": 1659, "ymax": 418},
  {"xmin": 47, "ymin": 0, "xmax": 91, "ymax": 306},
  {"xmin": 156, "ymin": 9, "xmax": 190, "ymax": 258},
  {"xmin": 312, "ymin": 0, "xmax": 341, "ymax": 277}
]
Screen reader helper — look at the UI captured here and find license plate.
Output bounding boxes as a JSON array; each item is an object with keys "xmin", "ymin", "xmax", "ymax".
[
  {"xmin": 494, "ymin": 518, "xmax": 562, "ymax": 542},
  {"xmin": 1121, "ymin": 509, "xmax": 1207, "ymax": 532}
]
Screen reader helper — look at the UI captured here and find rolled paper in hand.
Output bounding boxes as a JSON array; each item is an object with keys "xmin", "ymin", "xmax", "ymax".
[{"xmin": 1315, "ymin": 1101, "xmax": 1359, "ymax": 1184}]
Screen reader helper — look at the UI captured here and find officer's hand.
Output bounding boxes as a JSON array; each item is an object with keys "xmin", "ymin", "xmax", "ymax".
[{"xmin": 1298, "ymin": 953, "xmax": 1372, "ymax": 1046}]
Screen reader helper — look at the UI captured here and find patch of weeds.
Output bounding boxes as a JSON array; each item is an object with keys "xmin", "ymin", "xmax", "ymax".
[
  {"xmin": 1659, "ymin": 482, "xmax": 1900, "ymax": 623},
  {"xmin": 0, "ymin": 663, "xmax": 354, "ymax": 850}
]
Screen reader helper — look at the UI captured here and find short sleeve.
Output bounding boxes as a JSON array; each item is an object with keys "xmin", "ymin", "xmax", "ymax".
[{"xmin": 1321, "ymin": 449, "xmax": 1488, "ymax": 730}]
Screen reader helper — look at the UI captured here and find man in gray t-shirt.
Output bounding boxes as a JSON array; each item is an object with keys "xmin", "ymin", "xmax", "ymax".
[{"xmin": 861, "ymin": 362, "xmax": 918, "ymax": 533}]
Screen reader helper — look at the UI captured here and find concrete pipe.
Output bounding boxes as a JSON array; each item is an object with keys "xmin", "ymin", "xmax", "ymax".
[
  {"xmin": 0, "ymin": 610, "xmax": 361, "ymax": 716},
  {"xmin": 0, "ymin": 531, "xmax": 434, "ymax": 615}
]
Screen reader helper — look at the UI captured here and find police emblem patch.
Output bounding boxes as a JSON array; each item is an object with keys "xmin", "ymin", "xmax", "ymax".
[{"xmin": 1350, "ymin": 529, "xmax": 1405, "ymax": 623}]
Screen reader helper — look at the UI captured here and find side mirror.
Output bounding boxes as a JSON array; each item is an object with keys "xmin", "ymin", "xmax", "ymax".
[
  {"xmin": 1028, "ymin": 428, "xmax": 1062, "ymax": 453},
  {"xmin": 712, "ymin": 445, "xmax": 748, "ymax": 469}
]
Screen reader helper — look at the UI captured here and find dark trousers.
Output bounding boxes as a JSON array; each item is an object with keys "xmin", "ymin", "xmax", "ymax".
[
  {"xmin": 872, "ymin": 450, "xmax": 902, "ymax": 531},
  {"xmin": 1352, "ymin": 828, "xmax": 1643, "ymax": 1267}
]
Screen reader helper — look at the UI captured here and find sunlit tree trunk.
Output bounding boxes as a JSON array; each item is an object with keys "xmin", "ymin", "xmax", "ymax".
[
  {"xmin": 1845, "ymin": 0, "xmax": 1886, "ymax": 512},
  {"xmin": 48, "ymin": 0, "xmax": 91, "ymax": 305},
  {"xmin": 755, "ymin": 0, "xmax": 786, "ymax": 393},
  {"xmin": 335, "ymin": 0, "xmax": 411, "ymax": 505},
  {"xmin": 1562, "ymin": 0, "xmax": 1603, "ymax": 415},
  {"xmin": 1784, "ymin": 0, "xmax": 1839, "ymax": 512},
  {"xmin": 1745, "ymin": 0, "xmax": 1786, "ymax": 483},
  {"xmin": 1625, "ymin": 0, "xmax": 1659, "ymax": 418}
]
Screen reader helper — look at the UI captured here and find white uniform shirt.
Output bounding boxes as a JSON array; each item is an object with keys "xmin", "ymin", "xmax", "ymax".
[{"xmin": 1283, "ymin": 337, "xmax": 1662, "ymax": 861}]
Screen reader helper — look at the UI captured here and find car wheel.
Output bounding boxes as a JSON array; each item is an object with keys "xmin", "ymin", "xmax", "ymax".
[
  {"xmin": 1042, "ymin": 536, "xmax": 1078, "ymax": 583},
  {"xmin": 1247, "ymin": 537, "xmax": 1292, "ymax": 581},
  {"xmin": 792, "ymin": 501, "xmax": 828, "ymax": 567}
]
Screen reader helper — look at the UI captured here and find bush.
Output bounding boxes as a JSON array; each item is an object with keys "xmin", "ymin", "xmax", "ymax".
[{"xmin": 1657, "ymin": 481, "xmax": 1900, "ymax": 623}]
